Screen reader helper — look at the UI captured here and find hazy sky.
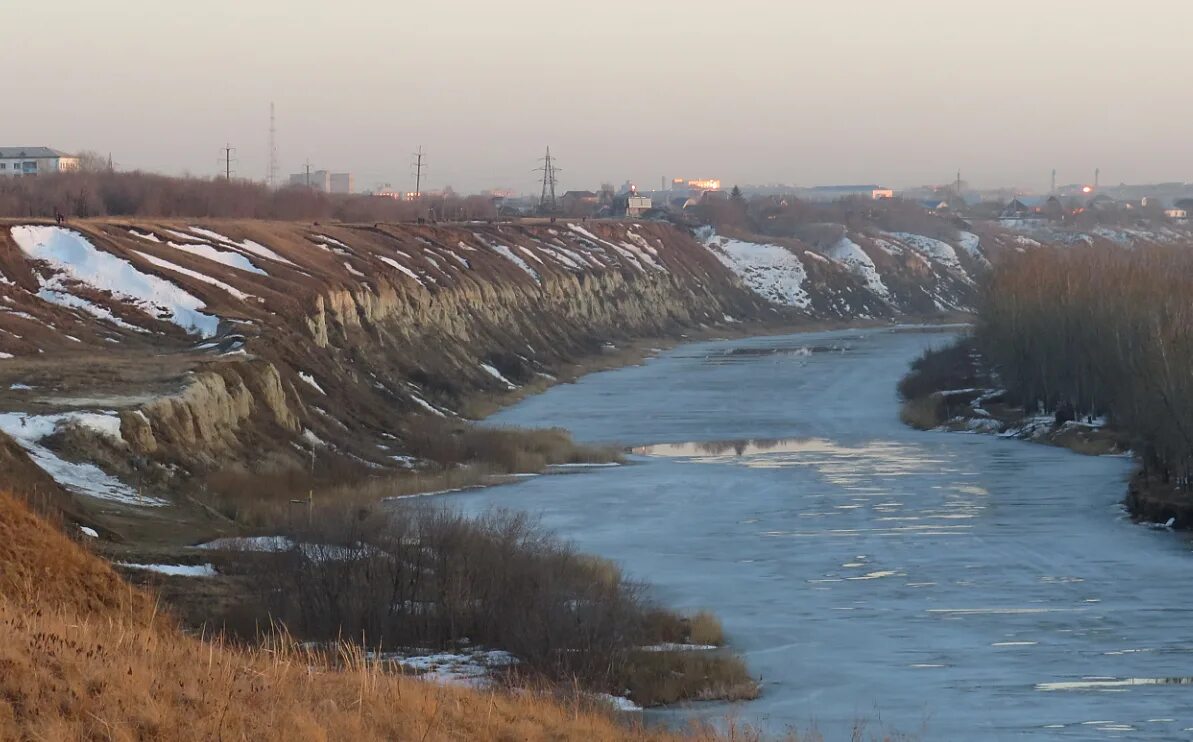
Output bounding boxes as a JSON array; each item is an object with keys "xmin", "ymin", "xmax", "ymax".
[{"xmin": 7, "ymin": 0, "xmax": 1192, "ymax": 194}]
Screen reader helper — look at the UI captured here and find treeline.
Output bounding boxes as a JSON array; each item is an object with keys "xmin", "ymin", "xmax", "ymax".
[
  {"xmin": 977, "ymin": 244, "xmax": 1193, "ymax": 486},
  {"xmin": 693, "ymin": 194, "xmax": 960, "ymax": 243},
  {"xmin": 0, "ymin": 171, "xmax": 497, "ymax": 222}
]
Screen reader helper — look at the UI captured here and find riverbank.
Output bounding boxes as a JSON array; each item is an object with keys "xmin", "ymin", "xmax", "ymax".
[{"xmin": 893, "ymin": 337, "xmax": 1193, "ymax": 530}]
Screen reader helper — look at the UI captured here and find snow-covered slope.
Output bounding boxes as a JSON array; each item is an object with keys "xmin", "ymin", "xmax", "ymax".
[
  {"xmin": 703, "ymin": 236, "xmax": 810, "ymax": 308},
  {"xmin": 12, "ymin": 226, "xmax": 220, "ymax": 337},
  {"xmin": 699, "ymin": 228, "xmax": 989, "ymax": 316}
]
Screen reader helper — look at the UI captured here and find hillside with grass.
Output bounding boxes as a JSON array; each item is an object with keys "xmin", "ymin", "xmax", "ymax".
[{"xmin": 0, "ymin": 488, "xmax": 748, "ymax": 741}]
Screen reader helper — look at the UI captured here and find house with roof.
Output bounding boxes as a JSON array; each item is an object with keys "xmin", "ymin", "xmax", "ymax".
[{"xmin": 0, "ymin": 147, "xmax": 79, "ymax": 177}]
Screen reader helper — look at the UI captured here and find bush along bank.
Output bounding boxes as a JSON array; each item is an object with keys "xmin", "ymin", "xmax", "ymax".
[{"xmin": 197, "ymin": 504, "xmax": 761, "ymax": 709}]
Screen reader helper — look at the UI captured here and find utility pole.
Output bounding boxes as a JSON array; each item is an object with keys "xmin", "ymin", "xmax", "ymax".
[
  {"xmin": 267, "ymin": 102, "xmax": 278, "ymax": 189},
  {"xmin": 222, "ymin": 144, "xmax": 236, "ymax": 181},
  {"xmin": 304, "ymin": 159, "xmax": 311, "ymax": 188},
  {"xmin": 412, "ymin": 146, "xmax": 426, "ymax": 199},
  {"xmin": 536, "ymin": 146, "xmax": 560, "ymax": 213}
]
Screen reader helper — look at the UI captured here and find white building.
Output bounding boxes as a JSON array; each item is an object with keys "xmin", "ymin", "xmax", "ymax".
[
  {"xmin": 288, "ymin": 170, "xmax": 353, "ymax": 194},
  {"xmin": 0, "ymin": 147, "xmax": 80, "ymax": 177},
  {"xmin": 627, "ymin": 195, "xmax": 652, "ymax": 217}
]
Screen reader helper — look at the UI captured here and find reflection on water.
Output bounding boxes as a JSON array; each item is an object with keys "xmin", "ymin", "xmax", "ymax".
[{"xmin": 635, "ymin": 438, "xmax": 985, "ymax": 539}]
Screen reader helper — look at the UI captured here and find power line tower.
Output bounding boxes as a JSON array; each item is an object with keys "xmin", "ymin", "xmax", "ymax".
[
  {"xmin": 412, "ymin": 146, "xmax": 426, "ymax": 198},
  {"xmin": 267, "ymin": 102, "xmax": 279, "ymax": 189},
  {"xmin": 536, "ymin": 146, "xmax": 560, "ymax": 213},
  {"xmin": 221, "ymin": 144, "xmax": 236, "ymax": 180}
]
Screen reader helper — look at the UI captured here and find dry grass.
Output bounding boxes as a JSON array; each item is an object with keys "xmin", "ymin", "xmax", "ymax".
[
  {"xmin": 0, "ymin": 490, "xmax": 760, "ymax": 741},
  {"xmin": 620, "ymin": 651, "xmax": 760, "ymax": 707},
  {"xmin": 689, "ymin": 611, "xmax": 726, "ymax": 646},
  {"xmin": 899, "ymin": 396, "xmax": 947, "ymax": 430}
]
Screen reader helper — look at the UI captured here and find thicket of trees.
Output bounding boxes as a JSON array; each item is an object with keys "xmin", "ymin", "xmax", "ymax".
[
  {"xmin": 0, "ymin": 171, "xmax": 497, "ymax": 222},
  {"xmin": 229, "ymin": 506, "xmax": 742, "ymax": 703},
  {"xmin": 977, "ymin": 244, "xmax": 1193, "ymax": 487}
]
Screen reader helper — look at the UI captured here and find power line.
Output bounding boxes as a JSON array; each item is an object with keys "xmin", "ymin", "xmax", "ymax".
[{"xmin": 535, "ymin": 146, "xmax": 560, "ymax": 213}]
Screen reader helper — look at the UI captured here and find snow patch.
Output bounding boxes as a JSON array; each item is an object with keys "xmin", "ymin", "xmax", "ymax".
[
  {"xmin": 480, "ymin": 363, "xmax": 516, "ymax": 389},
  {"xmin": 12, "ymin": 226, "xmax": 220, "ymax": 337},
  {"xmin": 702, "ymin": 234, "xmax": 810, "ymax": 308},
  {"xmin": 135, "ymin": 251, "xmax": 251, "ymax": 300},
  {"xmin": 118, "ymin": 562, "xmax": 218, "ymax": 577},
  {"xmin": 298, "ymin": 371, "xmax": 326, "ymax": 395},
  {"xmin": 827, "ymin": 238, "xmax": 889, "ymax": 298},
  {"xmin": 0, "ymin": 411, "xmax": 168, "ymax": 506},
  {"xmin": 168, "ymin": 241, "xmax": 267, "ymax": 275}
]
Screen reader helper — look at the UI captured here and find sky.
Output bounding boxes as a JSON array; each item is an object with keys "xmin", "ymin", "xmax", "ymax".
[{"xmin": 6, "ymin": 0, "xmax": 1193, "ymax": 194}]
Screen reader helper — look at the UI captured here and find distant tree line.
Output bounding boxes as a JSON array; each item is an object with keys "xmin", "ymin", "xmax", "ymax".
[
  {"xmin": 0, "ymin": 170, "xmax": 497, "ymax": 222},
  {"xmin": 692, "ymin": 194, "xmax": 960, "ymax": 243},
  {"xmin": 977, "ymin": 244, "xmax": 1193, "ymax": 488}
]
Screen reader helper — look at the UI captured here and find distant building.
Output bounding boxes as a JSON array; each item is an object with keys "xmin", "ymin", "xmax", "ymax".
[
  {"xmin": 801, "ymin": 185, "xmax": 893, "ymax": 202},
  {"xmin": 626, "ymin": 195, "xmax": 652, "ymax": 218},
  {"xmin": 0, "ymin": 147, "xmax": 79, "ymax": 177},
  {"xmin": 330, "ymin": 173, "xmax": 353, "ymax": 194},
  {"xmin": 289, "ymin": 170, "xmax": 331, "ymax": 191},
  {"xmin": 999, "ymin": 199, "xmax": 1032, "ymax": 220}
]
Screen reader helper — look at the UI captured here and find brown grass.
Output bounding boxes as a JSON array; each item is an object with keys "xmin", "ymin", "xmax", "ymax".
[
  {"xmin": 899, "ymin": 395, "xmax": 947, "ymax": 430},
  {"xmin": 689, "ymin": 611, "xmax": 726, "ymax": 646},
  {"xmin": 620, "ymin": 651, "xmax": 760, "ymax": 707},
  {"xmin": 0, "ymin": 491, "xmax": 759, "ymax": 741}
]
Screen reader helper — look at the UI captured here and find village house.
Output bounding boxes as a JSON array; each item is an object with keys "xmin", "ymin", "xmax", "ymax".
[{"xmin": 0, "ymin": 147, "xmax": 79, "ymax": 177}]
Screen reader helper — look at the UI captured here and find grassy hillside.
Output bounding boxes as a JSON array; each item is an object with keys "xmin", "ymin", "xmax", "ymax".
[{"xmin": 0, "ymin": 489, "xmax": 744, "ymax": 741}]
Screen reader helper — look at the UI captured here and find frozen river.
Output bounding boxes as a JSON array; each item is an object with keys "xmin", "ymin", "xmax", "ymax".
[{"xmin": 438, "ymin": 327, "xmax": 1193, "ymax": 739}]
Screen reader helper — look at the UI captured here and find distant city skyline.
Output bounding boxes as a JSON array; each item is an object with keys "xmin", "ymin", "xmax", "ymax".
[{"xmin": 8, "ymin": 0, "xmax": 1193, "ymax": 195}]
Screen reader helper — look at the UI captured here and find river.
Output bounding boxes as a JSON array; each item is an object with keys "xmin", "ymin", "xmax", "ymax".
[{"xmin": 437, "ymin": 326, "xmax": 1193, "ymax": 740}]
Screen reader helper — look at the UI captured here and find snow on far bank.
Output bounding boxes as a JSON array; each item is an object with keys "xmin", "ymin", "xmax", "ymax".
[
  {"xmin": 827, "ymin": 238, "xmax": 889, "ymax": 298},
  {"xmin": 702, "ymin": 234, "xmax": 810, "ymax": 308},
  {"xmin": 887, "ymin": 232, "xmax": 965, "ymax": 273},
  {"xmin": 11, "ymin": 226, "xmax": 220, "ymax": 337},
  {"xmin": 956, "ymin": 232, "xmax": 990, "ymax": 266},
  {"xmin": 489, "ymin": 242, "xmax": 540, "ymax": 282},
  {"xmin": 118, "ymin": 562, "xmax": 218, "ymax": 577},
  {"xmin": 377, "ymin": 256, "xmax": 427, "ymax": 286},
  {"xmin": 0, "ymin": 411, "xmax": 168, "ymax": 506},
  {"xmin": 188, "ymin": 227, "xmax": 298, "ymax": 267},
  {"xmin": 480, "ymin": 363, "xmax": 516, "ymax": 389},
  {"xmin": 167, "ymin": 241, "xmax": 267, "ymax": 275},
  {"xmin": 135, "ymin": 251, "xmax": 251, "ymax": 300},
  {"xmin": 298, "ymin": 371, "xmax": 326, "ymax": 395}
]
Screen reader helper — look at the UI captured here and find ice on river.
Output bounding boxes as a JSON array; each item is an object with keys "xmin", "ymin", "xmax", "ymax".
[{"xmin": 434, "ymin": 327, "xmax": 1187, "ymax": 740}]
